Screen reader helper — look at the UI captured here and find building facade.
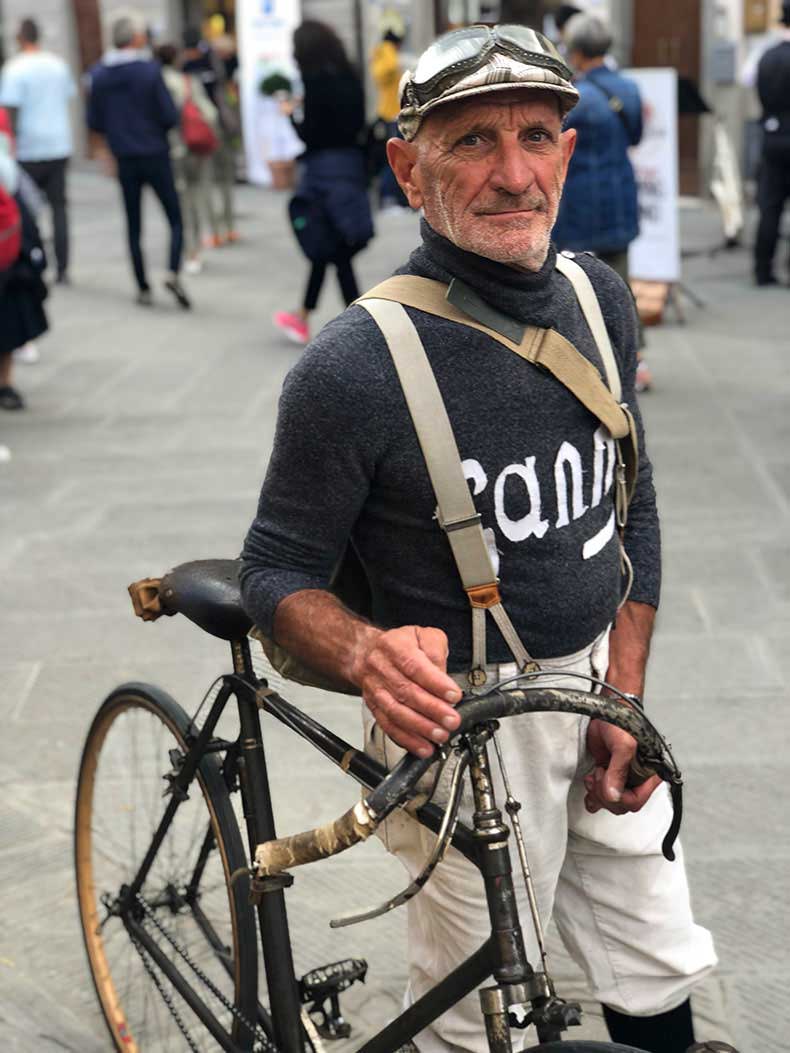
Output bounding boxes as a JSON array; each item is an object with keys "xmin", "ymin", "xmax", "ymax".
[{"xmin": 0, "ymin": 0, "xmax": 784, "ymax": 189}]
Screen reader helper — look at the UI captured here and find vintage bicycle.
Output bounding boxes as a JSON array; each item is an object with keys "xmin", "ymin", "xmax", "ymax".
[{"xmin": 74, "ymin": 558, "xmax": 686, "ymax": 1053}]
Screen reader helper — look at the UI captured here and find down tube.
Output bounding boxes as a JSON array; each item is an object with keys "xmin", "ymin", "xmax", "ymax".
[{"xmin": 358, "ymin": 940, "xmax": 494, "ymax": 1053}]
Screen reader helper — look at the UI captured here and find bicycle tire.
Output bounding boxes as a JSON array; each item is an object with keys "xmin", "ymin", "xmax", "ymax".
[
  {"xmin": 75, "ymin": 682, "xmax": 259, "ymax": 1052},
  {"xmin": 526, "ymin": 1043, "xmax": 650, "ymax": 1051}
]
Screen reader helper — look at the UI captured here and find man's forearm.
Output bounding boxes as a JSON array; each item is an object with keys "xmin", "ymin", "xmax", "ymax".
[
  {"xmin": 273, "ymin": 589, "xmax": 381, "ymax": 691},
  {"xmin": 605, "ymin": 600, "xmax": 656, "ymax": 697}
]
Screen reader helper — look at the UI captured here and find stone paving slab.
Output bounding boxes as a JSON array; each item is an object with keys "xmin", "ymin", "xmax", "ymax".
[{"xmin": 1, "ymin": 171, "xmax": 787, "ymax": 1051}]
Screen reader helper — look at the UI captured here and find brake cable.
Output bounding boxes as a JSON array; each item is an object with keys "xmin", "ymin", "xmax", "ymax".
[
  {"xmin": 329, "ymin": 750, "xmax": 470, "ymax": 928},
  {"xmin": 490, "ymin": 730, "xmax": 555, "ymax": 995}
]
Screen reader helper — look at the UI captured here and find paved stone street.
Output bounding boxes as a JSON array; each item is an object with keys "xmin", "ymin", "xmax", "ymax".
[{"xmin": 1, "ymin": 168, "xmax": 788, "ymax": 1053}]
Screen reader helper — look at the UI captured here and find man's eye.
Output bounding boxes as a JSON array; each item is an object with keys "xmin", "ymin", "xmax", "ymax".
[
  {"xmin": 525, "ymin": 129, "xmax": 551, "ymax": 143},
  {"xmin": 457, "ymin": 133, "xmax": 483, "ymax": 147}
]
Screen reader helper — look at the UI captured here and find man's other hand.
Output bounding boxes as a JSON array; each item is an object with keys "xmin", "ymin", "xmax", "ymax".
[
  {"xmin": 584, "ymin": 718, "xmax": 661, "ymax": 815},
  {"xmin": 352, "ymin": 626, "xmax": 463, "ymax": 758}
]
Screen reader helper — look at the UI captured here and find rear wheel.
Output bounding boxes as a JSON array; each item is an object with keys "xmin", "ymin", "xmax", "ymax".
[{"xmin": 75, "ymin": 683, "xmax": 261, "ymax": 1052}]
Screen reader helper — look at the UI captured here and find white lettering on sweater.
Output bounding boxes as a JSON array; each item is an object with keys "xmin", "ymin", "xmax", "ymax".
[{"xmin": 461, "ymin": 429, "xmax": 618, "ymax": 557}]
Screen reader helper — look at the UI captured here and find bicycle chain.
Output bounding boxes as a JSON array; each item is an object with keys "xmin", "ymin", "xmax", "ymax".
[
  {"xmin": 135, "ymin": 892, "xmax": 276, "ymax": 1053},
  {"xmin": 129, "ymin": 927, "xmax": 202, "ymax": 1052}
]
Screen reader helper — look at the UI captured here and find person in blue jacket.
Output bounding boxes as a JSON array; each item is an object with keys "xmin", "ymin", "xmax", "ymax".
[
  {"xmin": 86, "ymin": 10, "xmax": 189, "ymax": 308},
  {"xmin": 552, "ymin": 13, "xmax": 642, "ymax": 279},
  {"xmin": 553, "ymin": 13, "xmax": 651, "ymax": 389}
]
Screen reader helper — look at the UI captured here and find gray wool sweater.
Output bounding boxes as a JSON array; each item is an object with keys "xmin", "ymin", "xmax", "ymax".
[{"xmin": 241, "ymin": 222, "xmax": 660, "ymax": 668}]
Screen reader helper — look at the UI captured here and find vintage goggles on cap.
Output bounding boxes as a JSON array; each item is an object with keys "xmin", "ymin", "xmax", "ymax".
[{"xmin": 399, "ymin": 24, "xmax": 578, "ymax": 141}]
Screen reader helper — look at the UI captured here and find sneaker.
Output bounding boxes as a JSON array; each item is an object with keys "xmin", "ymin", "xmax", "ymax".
[
  {"xmin": 136, "ymin": 288, "xmax": 153, "ymax": 307},
  {"xmin": 164, "ymin": 275, "xmax": 192, "ymax": 310},
  {"xmin": 13, "ymin": 342, "xmax": 40, "ymax": 364},
  {"xmin": 204, "ymin": 234, "xmax": 225, "ymax": 249},
  {"xmin": 273, "ymin": 310, "xmax": 309, "ymax": 345},
  {"xmin": 56, "ymin": 271, "xmax": 70, "ymax": 285},
  {"xmin": 184, "ymin": 257, "xmax": 203, "ymax": 276},
  {"xmin": 226, "ymin": 230, "xmax": 240, "ymax": 244},
  {"xmin": 0, "ymin": 385, "xmax": 25, "ymax": 410},
  {"xmin": 0, "ymin": 443, "xmax": 11, "ymax": 463},
  {"xmin": 635, "ymin": 359, "xmax": 653, "ymax": 393},
  {"xmin": 755, "ymin": 274, "xmax": 778, "ymax": 287}
]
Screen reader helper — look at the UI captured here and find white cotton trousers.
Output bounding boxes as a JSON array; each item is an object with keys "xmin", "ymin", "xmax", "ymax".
[{"xmin": 362, "ymin": 633, "xmax": 717, "ymax": 1053}]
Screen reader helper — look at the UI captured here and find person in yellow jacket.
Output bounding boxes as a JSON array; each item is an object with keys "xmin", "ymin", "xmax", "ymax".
[{"xmin": 369, "ymin": 24, "xmax": 408, "ymax": 208}]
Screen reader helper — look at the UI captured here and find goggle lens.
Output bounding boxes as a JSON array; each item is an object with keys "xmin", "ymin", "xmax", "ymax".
[
  {"xmin": 412, "ymin": 24, "xmax": 566, "ymax": 88},
  {"xmin": 412, "ymin": 26, "xmax": 491, "ymax": 85}
]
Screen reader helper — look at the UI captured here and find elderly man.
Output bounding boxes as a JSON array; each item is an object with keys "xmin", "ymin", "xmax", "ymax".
[
  {"xmin": 86, "ymin": 10, "xmax": 189, "ymax": 308},
  {"xmin": 242, "ymin": 25, "xmax": 716, "ymax": 1053}
]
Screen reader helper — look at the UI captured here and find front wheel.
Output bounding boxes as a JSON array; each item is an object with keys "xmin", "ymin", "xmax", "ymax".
[
  {"xmin": 527, "ymin": 1043, "xmax": 650, "ymax": 1051},
  {"xmin": 75, "ymin": 683, "xmax": 260, "ymax": 1052}
]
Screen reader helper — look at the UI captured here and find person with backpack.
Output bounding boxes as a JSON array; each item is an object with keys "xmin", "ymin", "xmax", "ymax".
[
  {"xmin": 86, "ymin": 10, "xmax": 190, "ymax": 308},
  {"xmin": 242, "ymin": 24, "xmax": 720, "ymax": 1053},
  {"xmin": 181, "ymin": 27, "xmax": 240, "ymax": 247},
  {"xmin": 0, "ymin": 110, "xmax": 48, "ymax": 412},
  {"xmin": 157, "ymin": 43, "xmax": 219, "ymax": 275}
]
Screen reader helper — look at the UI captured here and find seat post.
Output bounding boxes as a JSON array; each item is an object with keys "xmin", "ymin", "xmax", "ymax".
[{"xmin": 231, "ymin": 636, "xmax": 254, "ymax": 679}]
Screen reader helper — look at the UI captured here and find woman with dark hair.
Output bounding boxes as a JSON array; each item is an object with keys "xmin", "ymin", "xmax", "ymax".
[{"xmin": 273, "ymin": 20, "xmax": 373, "ymax": 345}]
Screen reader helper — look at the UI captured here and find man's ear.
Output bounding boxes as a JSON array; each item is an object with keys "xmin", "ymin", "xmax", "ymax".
[
  {"xmin": 559, "ymin": 127, "xmax": 576, "ymax": 181},
  {"xmin": 386, "ymin": 137, "xmax": 424, "ymax": 210}
]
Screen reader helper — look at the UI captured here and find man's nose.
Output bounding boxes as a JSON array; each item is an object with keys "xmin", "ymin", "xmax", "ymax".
[{"xmin": 489, "ymin": 139, "xmax": 536, "ymax": 196}]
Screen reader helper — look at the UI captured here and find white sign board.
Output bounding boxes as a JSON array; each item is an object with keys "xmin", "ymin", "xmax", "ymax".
[
  {"xmin": 625, "ymin": 68, "xmax": 681, "ymax": 283},
  {"xmin": 238, "ymin": 0, "xmax": 302, "ymax": 186}
]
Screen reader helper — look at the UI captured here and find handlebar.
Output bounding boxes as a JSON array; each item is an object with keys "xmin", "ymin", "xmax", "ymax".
[{"xmin": 254, "ymin": 686, "xmax": 683, "ymax": 880}]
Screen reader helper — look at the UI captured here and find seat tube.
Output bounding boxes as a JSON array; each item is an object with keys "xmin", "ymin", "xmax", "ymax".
[{"xmin": 233, "ymin": 640, "xmax": 305, "ymax": 1053}]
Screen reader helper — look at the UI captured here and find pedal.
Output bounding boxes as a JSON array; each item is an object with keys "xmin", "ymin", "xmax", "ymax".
[{"xmin": 299, "ymin": 958, "xmax": 368, "ymax": 1040}]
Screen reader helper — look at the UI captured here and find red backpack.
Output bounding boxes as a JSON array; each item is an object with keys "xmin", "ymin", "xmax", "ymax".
[
  {"xmin": 0, "ymin": 185, "xmax": 22, "ymax": 272},
  {"xmin": 181, "ymin": 76, "xmax": 218, "ymax": 156}
]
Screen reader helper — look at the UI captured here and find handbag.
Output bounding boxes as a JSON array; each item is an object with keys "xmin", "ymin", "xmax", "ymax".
[{"xmin": 181, "ymin": 76, "xmax": 219, "ymax": 156}]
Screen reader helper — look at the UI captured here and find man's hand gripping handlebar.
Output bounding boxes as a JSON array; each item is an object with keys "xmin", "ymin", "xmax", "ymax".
[{"xmin": 254, "ymin": 686, "xmax": 684, "ymax": 880}]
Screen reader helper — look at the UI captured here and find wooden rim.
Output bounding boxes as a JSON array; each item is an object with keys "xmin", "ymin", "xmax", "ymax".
[{"xmin": 75, "ymin": 693, "xmax": 243, "ymax": 1052}]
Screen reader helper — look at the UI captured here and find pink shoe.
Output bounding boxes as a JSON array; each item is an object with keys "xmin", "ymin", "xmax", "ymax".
[{"xmin": 273, "ymin": 310, "xmax": 309, "ymax": 345}]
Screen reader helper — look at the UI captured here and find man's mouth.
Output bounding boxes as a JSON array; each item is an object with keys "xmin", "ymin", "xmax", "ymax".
[{"xmin": 476, "ymin": 204, "xmax": 545, "ymax": 217}]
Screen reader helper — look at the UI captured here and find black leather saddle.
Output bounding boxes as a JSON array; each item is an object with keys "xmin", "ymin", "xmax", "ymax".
[{"xmin": 157, "ymin": 559, "xmax": 252, "ymax": 642}]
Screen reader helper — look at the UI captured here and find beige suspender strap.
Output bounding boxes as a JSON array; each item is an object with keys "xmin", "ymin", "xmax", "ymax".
[
  {"xmin": 554, "ymin": 253, "xmax": 622, "ymax": 403},
  {"xmin": 359, "ymin": 297, "xmax": 534, "ymax": 674},
  {"xmin": 358, "ymin": 276, "xmax": 630, "ymax": 441}
]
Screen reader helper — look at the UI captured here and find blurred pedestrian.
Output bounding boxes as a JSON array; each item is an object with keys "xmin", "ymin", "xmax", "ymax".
[
  {"xmin": 369, "ymin": 16, "xmax": 408, "ymax": 210},
  {"xmin": 0, "ymin": 109, "xmax": 48, "ymax": 413},
  {"xmin": 274, "ymin": 20, "xmax": 373, "ymax": 345},
  {"xmin": 0, "ymin": 17, "xmax": 76, "ymax": 284},
  {"xmin": 753, "ymin": 0, "xmax": 790, "ymax": 286},
  {"xmin": 182, "ymin": 28, "xmax": 239, "ymax": 246},
  {"xmin": 86, "ymin": 10, "xmax": 190, "ymax": 308},
  {"xmin": 157, "ymin": 43, "xmax": 219, "ymax": 275},
  {"xmin": 553, "ymin": 13, "xmax": 651, "ymax": 389}
]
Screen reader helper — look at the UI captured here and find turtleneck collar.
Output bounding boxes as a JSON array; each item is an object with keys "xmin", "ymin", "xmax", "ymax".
[{"xmin": 404, "ymin": 218, "xmax": 558, "ymax": 326}]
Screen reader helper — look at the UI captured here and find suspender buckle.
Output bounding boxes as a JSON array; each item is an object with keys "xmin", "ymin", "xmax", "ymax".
[
  {"xmin": 440, "ymin": 511, "xmax": 483, "ymax": 533},
  {"xmin": 468, "ymin": 667, "xmax": 488, "ymax": 688}
]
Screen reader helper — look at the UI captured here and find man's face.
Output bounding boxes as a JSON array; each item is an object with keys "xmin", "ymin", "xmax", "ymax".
[{"xmin": 390, "ymin": 91, "xmax": 576, "ymax": 271}]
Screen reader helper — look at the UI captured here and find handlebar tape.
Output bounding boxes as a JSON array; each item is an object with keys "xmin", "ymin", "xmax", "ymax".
[{"xmin": 254, "ymin": 799, "xmax": 375, "ymax": 878}]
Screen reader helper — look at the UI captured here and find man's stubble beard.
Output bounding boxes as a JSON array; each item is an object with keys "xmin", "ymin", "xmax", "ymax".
[{"xmin": 426, "ymin": 176, "xmax": 563, "ymax": 272}]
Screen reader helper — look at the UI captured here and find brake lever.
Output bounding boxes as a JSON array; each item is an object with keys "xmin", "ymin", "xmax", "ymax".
[{"xmin": 628, "ymin": 751, "xmax": 683, "ymax": 862}]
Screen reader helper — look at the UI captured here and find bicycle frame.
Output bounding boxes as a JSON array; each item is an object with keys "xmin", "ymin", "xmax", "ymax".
[{"xmin": 119, "ymin": 636, "xmax": 573, "ymax": 1053}]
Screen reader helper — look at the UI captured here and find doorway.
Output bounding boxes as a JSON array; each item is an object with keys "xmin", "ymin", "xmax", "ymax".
[{"xmin": 630, "ymin": 0, "xmax": 702, "ymax": 194}]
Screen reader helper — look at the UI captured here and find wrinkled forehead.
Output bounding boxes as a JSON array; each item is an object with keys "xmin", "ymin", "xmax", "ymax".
[{"xmin": 418, "ymin": 88, "xmax": 564, "ymax": 141}]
